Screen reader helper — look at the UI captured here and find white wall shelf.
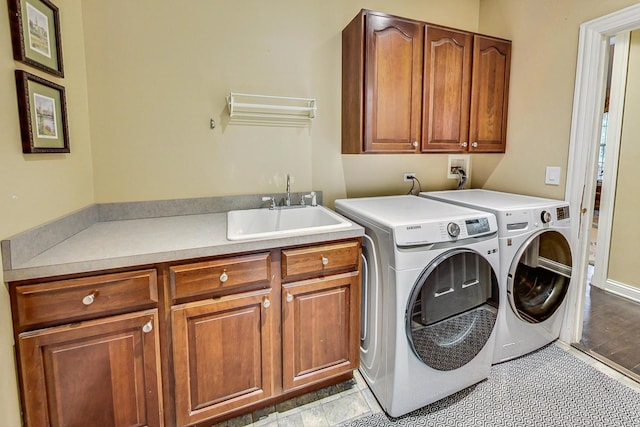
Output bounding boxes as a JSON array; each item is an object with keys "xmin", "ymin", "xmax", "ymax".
[{"xmin": 226, "ymin": 92, "xmax": 316, "ymax": 125}]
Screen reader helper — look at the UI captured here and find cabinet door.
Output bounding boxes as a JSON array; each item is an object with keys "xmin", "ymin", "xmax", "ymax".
[
  {"xmin": 364, "ymin": 14, "xmax": 423, "ymax": 152},
  {"xmin": 282, "ymin": 272, "xmax": 360, "ymax": 391},
  {"xmin": 18, "ymin": 309, "xmax": 163, "ymax": 427},
  {"xmin": 171, "ymin": 289, "xmax": 274, "ymax": 426},
  {"xmin": 422, "ymin": 26, "xmax": 473, "ymax": 153},
  {"xmin": 469, "ymin": 35, "xmax": 511, "ymax": 153}
]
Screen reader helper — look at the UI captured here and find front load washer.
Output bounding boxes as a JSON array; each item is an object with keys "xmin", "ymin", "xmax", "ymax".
[
  {"xmin": 421, "ymin": 189, "xmax": 573, "ymax": 364},
  {"xmin": 334, "ymin": 195, "xmax": 500, "ymax": 417}
]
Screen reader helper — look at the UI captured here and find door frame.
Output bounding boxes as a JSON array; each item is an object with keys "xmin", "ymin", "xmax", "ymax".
[
  {"xmin": 592, "ymin": 33, "xmax": 630, "ymax": 290},
  {"xmin": 561, "ymin": 3, "xmax": 640, "ymax": 344}
]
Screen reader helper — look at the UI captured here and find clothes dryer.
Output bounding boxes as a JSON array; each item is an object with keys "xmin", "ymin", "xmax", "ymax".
[
  {"xmin": 421, "ymin": 190, "xmax": 573, "ymax": 363},
  {"xmin": 335, "ymin": 195, "xmax": 500, "ymax": 417}
]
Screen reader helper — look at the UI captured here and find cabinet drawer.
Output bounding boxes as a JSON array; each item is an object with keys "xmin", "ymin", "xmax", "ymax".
[
  {"xmin": 170, "ymin": 252, "xmax": 271, "ymax": 300},
  {"xmin": 14, "ymin": 270, "xmax": 158, "ymax": 330},
  {"xmin": 282, "ymin": 241, "xmax": 359, "ymax": 281}
]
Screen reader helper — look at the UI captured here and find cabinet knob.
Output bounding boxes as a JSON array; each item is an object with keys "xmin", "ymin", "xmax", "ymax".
[
  {"xmin": 471, "ymin": 141, "xmax": 478, "ymax": 148},
  {"xmin": 412, "ymin": 141, "xmax": 418, "ymax": 147},
  {"xmin": 321, "ymin": 256, "xmax": 329, "ymax": 266},
  {"xmin": 142, "ymin": 320, "xmax": 153, "ymax": 333},
  {"xmin": 219, "ymin": 271, "xmax": 228, "ymax": 283},
  {"xmin": 286, "ymin": 293, "xmax": 293, "ymax": 303},
  {"xmin": 82, "ymin": 291, "xmax": 98, "ymax": 306},
  {"xmin": 461, "ymin": 141, "xmax": 468, "ymax": 147},
  {"xmin": 263, "ymin": 297, "xmax": 271, "ymax": 308}
]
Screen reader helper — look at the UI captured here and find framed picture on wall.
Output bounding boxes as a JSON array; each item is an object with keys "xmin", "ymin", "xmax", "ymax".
[
  {"xmin": 15, "ymin": 70, "xmax": 69, "ymax": 154},
  {"xmin": 7, "ymin": 0, "xmax": 64, "ymax": 77}
]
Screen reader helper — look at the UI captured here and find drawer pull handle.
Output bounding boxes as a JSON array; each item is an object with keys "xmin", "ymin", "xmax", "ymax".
[
  {"xmin": 263, "ymin": 298, "xmax": 271, "ymax": 309},
  {"xmin": 321, "ymin": 256, "xmax": 329, "ymax": 266},
  {"xmin": 142, "ymin": 320, "xmax": 153, "ymax": 333},
  {"xmin": 82, "ymin": 291, "xmax": 98, "ymax": 306},
  {"xmin": 219, "ymin": 271, "xmax": 229, "ymax": 283},
  {"xmin": 286, "ymin": 293, "xmax": 293, "ymax": 303}
]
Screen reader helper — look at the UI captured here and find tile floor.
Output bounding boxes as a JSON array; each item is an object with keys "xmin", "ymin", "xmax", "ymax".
[
  {"xmin": 216, "ymin": 342, "xmax": 640, "ymax": 427},
  {"xmin": 213, "ymin": 371, "xmax": 381, "ymax": 427}
]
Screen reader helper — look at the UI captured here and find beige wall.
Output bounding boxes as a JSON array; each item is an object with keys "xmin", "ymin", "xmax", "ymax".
[
  {"xmin": 609, "ymin": 30, "xmax": 640, "ymax": 288},
  {"xmin": 82, "ymin": 0, "xmax": 481, "ymax": 205},
  {"xmin": 476, "ymin": 0, "xmax": 640, "ymax": 198},
  {"xmin": 0, "ymin": 1, "xmax": 94, "ymax": 424}
]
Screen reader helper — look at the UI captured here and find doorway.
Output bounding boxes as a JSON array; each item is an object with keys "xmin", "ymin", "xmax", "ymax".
[{"xmin": 563, "ymin": 5, "xmax": 640, "ymax": 379}]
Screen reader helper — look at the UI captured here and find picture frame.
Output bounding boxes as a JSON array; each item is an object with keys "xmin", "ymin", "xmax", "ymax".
[
  {"xmin": 7, "ymin": 0, "xmax": 64, "ymax": 77},
  {"xmin": 15, "ymin": 70, "xmax": 69, "ymax": 154}
]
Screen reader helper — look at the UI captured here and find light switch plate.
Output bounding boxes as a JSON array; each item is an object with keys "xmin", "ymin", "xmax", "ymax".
[{"xmin": 545, "ymin": 166, "xmax": 561, "ymax": 185}]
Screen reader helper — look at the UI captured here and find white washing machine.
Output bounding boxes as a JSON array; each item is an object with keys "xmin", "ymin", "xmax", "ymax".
[
  {"xmin": 334, "ymin": 195, "xmax": 500, "ymax": 417},
  {"xmin": 421, "ymin": 189, "xmax": 573, "ymax": 364}
]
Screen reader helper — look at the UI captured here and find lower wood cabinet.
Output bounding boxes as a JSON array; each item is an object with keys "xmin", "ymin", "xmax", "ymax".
[
  {"xmin": 10, "ymin": 238, "xmax": 361, "ymax": 427},
  {"xmin": 169, "ymin": 240, "xmax": 361, "ymax": 425},
  {"xmin": 282, "ymin": 272, "xmax": 360, "ymax": 391},
  {"xmin": 171, "ymin": 289, "xmax": 275, "ymax": 426},
  {"xmin": 17, "ymin": 309, "xmax": 163, "ymax": 427}
]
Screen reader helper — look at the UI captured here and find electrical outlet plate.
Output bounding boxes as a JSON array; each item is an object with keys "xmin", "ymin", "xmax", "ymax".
[
  {"xmin": 403, "ymin": 172, "xmax": 416, "ymax": 182},
  {"xmin": 447, "ymin": 155, "xmax": 471, "ymax": 179}
]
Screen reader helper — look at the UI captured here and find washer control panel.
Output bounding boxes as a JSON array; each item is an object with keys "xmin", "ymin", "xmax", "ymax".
[
  {"xmin": 447, "ymin": 222, "xmax": 460, "ymax": 237},
  {"xmin": 465, "ymin": 217, "xmax": 491, "ymax": 235},
  {"xmin": 394, "ymin": 215, "xmax": 496, "ymax": 246}
]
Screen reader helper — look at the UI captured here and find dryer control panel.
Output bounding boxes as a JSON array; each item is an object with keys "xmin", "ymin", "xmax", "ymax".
[{"xmin": 499, "ymin": 204, "xmax": 571, "ymax": 235}]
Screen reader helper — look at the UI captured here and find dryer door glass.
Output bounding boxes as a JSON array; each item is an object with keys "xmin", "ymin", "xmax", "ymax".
[
  {"xmin": 508, "ymin": 230, "xmax": 572, "ymax": 323},
  {"xmin": 406, "ymin": 249, "xmax": 498, "ymax": 371}
]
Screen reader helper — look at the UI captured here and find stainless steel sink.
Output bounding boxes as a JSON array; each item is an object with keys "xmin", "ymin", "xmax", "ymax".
[{"xmin": 226, "ymin": 206, "xmax": 351, "ymax": 241}]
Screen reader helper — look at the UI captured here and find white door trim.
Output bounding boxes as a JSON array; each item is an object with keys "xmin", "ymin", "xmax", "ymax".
[
  {"xmin": 562, "ymin": 3, "xmax": 640, "ymax": 344},
  {"xmin": 592, "ymin": 32, "xmax": 630, "ymax": 289}
]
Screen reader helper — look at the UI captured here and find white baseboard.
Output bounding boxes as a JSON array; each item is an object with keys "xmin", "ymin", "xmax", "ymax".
[{"xmin": 605, "ymin": 279, "xmax": 640, "ymax": 304}]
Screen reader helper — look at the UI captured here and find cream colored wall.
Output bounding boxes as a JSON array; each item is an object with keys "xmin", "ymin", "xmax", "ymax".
[
  {"xmin": 0, "ymin": 1, "xmax": 94, "ymax": 424},
  {"xmin": 82, "ymin": 0, "xmax": 481, "ymax": 205},
  {"xmin": 608, "ymin": 30, "xmax": 640, "ymax": 288},
  {"xmin": 476, "ymin": 0, "xmax": 640, "ymax": 199}
]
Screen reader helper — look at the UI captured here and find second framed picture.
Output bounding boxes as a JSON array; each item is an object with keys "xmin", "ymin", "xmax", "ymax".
[
  {"xmin": 15, "ymin": 70, "xmax": 69, "ymax": 154},
  {"xmin": 8, "ymin": 0, "xmax": 64, "ymax": 77}
]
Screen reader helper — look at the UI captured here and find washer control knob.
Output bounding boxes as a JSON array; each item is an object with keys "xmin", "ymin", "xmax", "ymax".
[
  {"xmin": 447, "ymin": 222, "xmax": 460, "ymax": 238},
  {"xmin": 540, "ymin": 211, "xmax": 552, "ymax": 224}
]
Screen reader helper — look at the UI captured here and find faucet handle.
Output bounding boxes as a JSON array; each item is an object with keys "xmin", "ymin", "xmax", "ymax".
[
  {"xmin": 304, "ymin": 192, "xmax": 317, "ymax": 207},
  {"xmin": 262, "ymin": 196, "xmax": 276, "ymax": 209}
]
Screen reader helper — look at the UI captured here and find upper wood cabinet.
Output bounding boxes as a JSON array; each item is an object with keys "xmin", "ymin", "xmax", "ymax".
[
  {"xmin": 421, "ymin": 26, "xmax": 473, "ymax": 152},
  {"xmin": 342, "ymin": 10, "xmax": 511, "ymax": 154},
  {"xmin": 342, "ymin": 10, "xmax": 423, "ymax": 153},
  {"xmin": 468, "ymin": 35, "xmax": 511, "ymax": 153}
]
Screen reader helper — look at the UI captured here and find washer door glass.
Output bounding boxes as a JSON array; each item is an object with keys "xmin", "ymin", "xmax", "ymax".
[
  {"xmin": 508, "ymin": 230, "xmax": 572, "ymax": 323},
  {"xmin": 406, "ymin": 249, "xmax": 498, "ymax": 371}
]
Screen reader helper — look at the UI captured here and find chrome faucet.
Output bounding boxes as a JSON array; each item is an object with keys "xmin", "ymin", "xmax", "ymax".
[{"xmin": 285, "ymin": 174, "xmax": 291, "ymax": 206}]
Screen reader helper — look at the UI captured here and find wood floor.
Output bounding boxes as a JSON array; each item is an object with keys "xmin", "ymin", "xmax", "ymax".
[{"xmin": 576, "ymin": 278, "xmax": 640, "ymax": 381}]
